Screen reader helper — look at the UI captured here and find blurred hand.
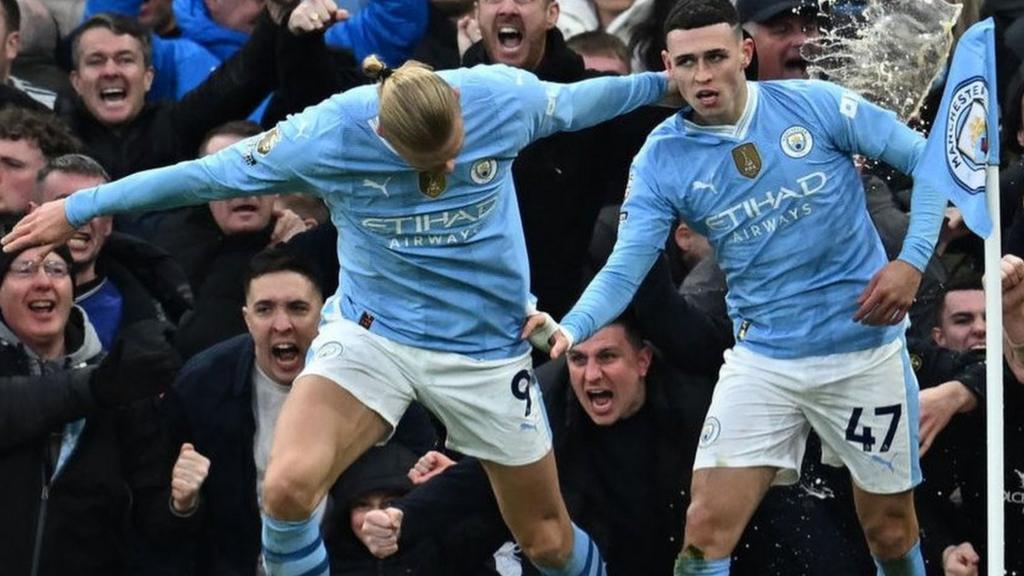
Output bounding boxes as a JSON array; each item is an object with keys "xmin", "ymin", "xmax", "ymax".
[
  {"xmin": 287, "ymin": 0, "xmax": 348, "ymax": 34},
  {"xmin": 854, "ymin": 260, "xmax": 921, "ymax": 325},
  {"xmin": 171, "ymin": 443, "xmax": 211, "ymax": 514},
  {"xmin": 407, "ymin": 450, "xmax": 456, "ymax": 485},
  {"xmin": 521, "ymin": 311, "xmax": 564, "ymax": 354},
  {"xmin": 1, "ymin": 198, "xmax": 75, "ymax": 254},
  {"xmin": 548, "ymin": 329, "xmax": 573, "ymax": 359},
  {"xmin": 1001, "ymin": 254, "xmax": 1024, "ymax": 345},
  {"xmin": 942, "ymin": 542, "xmax": 979, "ymax": 576},
  {"xmin": 90, "ymin": 319, "xmax": 182, "ymax": 407},
  {"xmin": 360, "ymin": 507, "xmax": 403, "ymax": 558},
  {"xmin": 918, "ymin": 381, "xmax": 976, "ymax": 456},
  {"xmin": 456, "ymin": 15, "xmax": 480, "ymax": 57},
  {"xmin": 269, "ymin": 207, "xmax": 310, "ymax": 246},
  {"xmin": 936, "ymin": 207, "xmax": 969, "ymax": 256}
]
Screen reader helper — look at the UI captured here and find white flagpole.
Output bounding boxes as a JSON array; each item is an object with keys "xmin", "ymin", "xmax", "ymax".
[{"xmin": 984, "ymin": 163, "xmax": 1004, "ymax": 576}]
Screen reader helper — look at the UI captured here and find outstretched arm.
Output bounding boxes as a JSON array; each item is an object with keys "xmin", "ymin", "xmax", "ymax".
[
  {"xmin": 505, "ymin": 67, "xmax": 673, "ymax": 145},
  {"xmin": 2, "ymin": 109, "xmax": 330, "ymax": 253}
]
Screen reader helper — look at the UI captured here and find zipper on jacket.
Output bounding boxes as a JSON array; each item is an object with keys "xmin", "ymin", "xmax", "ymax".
[{"xmin": 30, "ymin": 467, "xmax": 50, "ymax": 576}]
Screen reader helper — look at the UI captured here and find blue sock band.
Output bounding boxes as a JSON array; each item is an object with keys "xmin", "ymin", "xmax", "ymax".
[
  {"xmin": 261, "ymin": 513, "xmax": 329, "ymax": 576},
  {"xmin": 674, "ymin": 553, "xmax": 730, "ymax": 575},
  {"xmin": 535, "ymin": 523, "xmax": 605, "ymax": 576},
  {"xmin": 873, "ymin": 539, "xmax": 925, "ymax": 576}
]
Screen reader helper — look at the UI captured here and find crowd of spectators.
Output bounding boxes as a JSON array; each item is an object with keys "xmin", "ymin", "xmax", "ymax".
[{"xmin": 0, "ymin": 0, "xmax": 1021, "ymax": 574}]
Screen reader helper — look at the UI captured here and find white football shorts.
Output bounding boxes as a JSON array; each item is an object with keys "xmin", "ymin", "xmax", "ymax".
[
  {"xmin": 299, "ymin": 318, "xmax": 551, "ymax": 466},
  {"xmin": 694, "ymin": 338, "xmax": 921, "ymax": 494}
]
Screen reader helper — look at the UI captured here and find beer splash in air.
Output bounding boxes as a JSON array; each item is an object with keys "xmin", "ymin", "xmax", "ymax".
[{"xmin": 804, "ymin": 0, "xmax": 963, "ymax": 121}]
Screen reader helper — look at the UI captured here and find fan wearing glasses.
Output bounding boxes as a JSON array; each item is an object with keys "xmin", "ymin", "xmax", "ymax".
[{"xmin": 0, "ymin": 237, "xmax": 188, "ymax": 575}]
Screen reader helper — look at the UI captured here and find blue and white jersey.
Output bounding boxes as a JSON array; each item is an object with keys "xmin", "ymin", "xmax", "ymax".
[
  {"xmin": 64, "ymin": 64, "xmax": 669, "ymax": 360},
  {"xmin": 562, "ymin": 80, "xmax": 945, "ymax": 359}
]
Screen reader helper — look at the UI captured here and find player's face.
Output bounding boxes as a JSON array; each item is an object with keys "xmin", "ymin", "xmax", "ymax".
[
  {"xmin": 243, "ymin": 271, "xmax": 323, "ymax": 386},
  {"xmin": 0, "ymin": 137, "xmax": 45, "ymax": 215},
  {"xmin": 0, "ymin": 247, "xmax": 73, "ymax": 359},
  {"xmin": 37, "ymin": 171, "xmax": 112, "ymax": 281},
  {"xmin": 745, "ymin": 11, "xmax": 820, "ymax": 80},
  {"xmin": 476, "ymin": 0, "xmax": 559, "ymax": 70},
  {"xmin": 567, "ymin": 324, "xmax": 651, "ymax": 426},
  {"xmin": 662, "ymin": 23, "xmax": 754, "ymax": 126},
  {"xmin": 71, "ymin": 28, "xmax": 154, "ymax": 127},
  {"xmin": 933, "ymin": 289, "xmax": 986, "ymax": 352}
]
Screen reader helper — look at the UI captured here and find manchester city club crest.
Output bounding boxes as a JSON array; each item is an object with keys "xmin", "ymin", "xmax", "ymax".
[
  {"xmin": 780, "ymin": 126, "xmax": 814, "ymax": 158},
  {"xmin": 944, "ymin": 77, "xmax": 990, "ymax": 194},
  {"xmin": 699, "ymin": 417, "xmax": 721, "ymax": 447},
  {"xmin": 314, "ymin": 341, "xmax": 344, "ymax": 360},
  {"xmin": 470, "ymin": 159, "xmax": 498, "ymax": 184},
  {"xmin": 731, "ymin": 143, "xmax": 762, "ymax": 179},
  {"xmin": 255, "ymin": 127, "xmax": 280, "ymax": 156},
  {"xmin": 418, "ymin": 171, "xmax": 447, "ymax": 198}
]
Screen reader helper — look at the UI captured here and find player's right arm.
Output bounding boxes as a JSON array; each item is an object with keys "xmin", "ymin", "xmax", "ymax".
[{"xmin": 558, "ymin": 153, "xmax": 677, "ymax": 350}]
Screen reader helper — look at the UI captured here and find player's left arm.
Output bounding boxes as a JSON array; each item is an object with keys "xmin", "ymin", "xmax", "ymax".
[
  {"xmin": 500, "ymin": 67, "xmax": 671, "ymax": 144},
  {"xmin": 813, "ymin": 81, "xmax": 945, "ymax": 324}
]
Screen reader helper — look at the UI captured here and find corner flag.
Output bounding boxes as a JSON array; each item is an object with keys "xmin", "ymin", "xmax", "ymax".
[{"xmin": 921, "ymin": 18, "xmax": 999, "ymax": 238}]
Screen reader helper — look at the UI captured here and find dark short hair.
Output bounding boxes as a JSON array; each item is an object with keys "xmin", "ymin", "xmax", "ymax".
[
  {"xmin": 664, "ymin": 0, "xmax": 741, "ymax": 36},
  {"xmin": 0, "ymin": 0, "xmax": 20, "ymax": 32},
  {"xmin": 72, "ymin": 14, "xmax": 153, "ymax": 69},
  {"xmin": 199, "ymin": 120, "xmax": 262, "ymax": 156},
  {"xmin": 609, "ymin": 307, "xmax": 647, "ymax": 351},
  {"xmin": 37, "ymin": 153, "xmax": 110, "ymax": 184},
  {"xmin": 0, "ymin": 107, "xmax": 80, "ymax": 159},
  {"xmin": 567, "ymin": 31, "xmax": 632, "ymax": 69},
  {"xmin": 244, "ymin": 246, "xmax": 324, "ymax": 300}
]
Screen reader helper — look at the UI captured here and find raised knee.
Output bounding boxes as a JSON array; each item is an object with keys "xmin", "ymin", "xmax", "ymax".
[
  {"xmin": 862, "ymin": 518, "xmax": 917, "ymax": 559},
  {"xmin": 262, "ymin": 467, "xmax": 321, "ymax": 521},
  {"xmin": 518, "ymin": 520, "xmax": 573, "ymax": 569}
]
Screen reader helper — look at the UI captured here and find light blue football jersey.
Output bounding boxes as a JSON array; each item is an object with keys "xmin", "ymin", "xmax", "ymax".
[
  {"xmin": 561, "ymin": 80, "xmax": 945, "ymax": 359},
  {"xmin": 64, "ymin": 64, "xmax": 669, "ymax": 360}
]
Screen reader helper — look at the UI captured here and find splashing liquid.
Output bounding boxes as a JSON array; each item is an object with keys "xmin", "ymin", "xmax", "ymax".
[{"xmin": 804, "ymin": 0, "xmax": 962, "ymax": 121}]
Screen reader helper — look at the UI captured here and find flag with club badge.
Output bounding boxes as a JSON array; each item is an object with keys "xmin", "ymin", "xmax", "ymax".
[{"xmin": 921, "ymin": 17, "xmax": 999, "ymax": 238}]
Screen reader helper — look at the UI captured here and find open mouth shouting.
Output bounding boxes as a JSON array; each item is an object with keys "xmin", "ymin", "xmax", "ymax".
[
  {"xmin": 270, "ymin": 342, "xmax": 303, "ymax": 374},
  {"xmin": 68, "ymin": 230, "xmax": 93, "ymax": 254},
  {"xmin": 583, "ymin": 387, "xmax": 615, "ymax": 417},
  {"xmin": 99, "ymin": 87, "xmax": 128, "ymax": 104},
  {"xmin": 497, "ymin": 23, "xmax": 523, "ymax": 51},
  {"xmin": 27, "ymin": 299, "xmax": 58, "ymax": 317}
]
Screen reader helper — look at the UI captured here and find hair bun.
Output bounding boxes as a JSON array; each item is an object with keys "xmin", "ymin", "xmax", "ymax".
[{"xmin": 362, "ymin": 54, "xmax": 392, "ymax": 82}]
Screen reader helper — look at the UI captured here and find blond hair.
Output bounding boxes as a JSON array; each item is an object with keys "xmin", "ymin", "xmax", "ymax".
[{"xmin": 363, "ymin": 54, "xmax": 460, "ymax": 157}]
